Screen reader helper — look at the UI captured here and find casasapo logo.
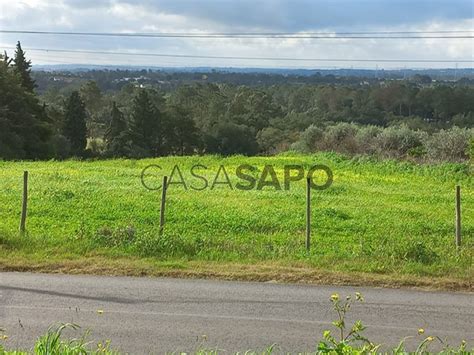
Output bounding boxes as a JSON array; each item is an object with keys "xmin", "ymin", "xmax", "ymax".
[{"xmin": 141, "ymin": 164, "xmax": 333, "ymax": 191}]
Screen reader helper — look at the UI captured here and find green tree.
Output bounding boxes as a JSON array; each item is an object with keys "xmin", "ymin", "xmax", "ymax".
[
  {"xmin": 80, "ymin": 80, "xmax": 103, "ymax": 112},
  {"xmin": 104, "ymin": 102, "xmax": 129, "ymax": 157},
  {"xmin": 256, "ymin": 127, "xmax": 287, "ymax": 154},
  {"xmin": 129, "ymin": 90, "xmax": 161, "ymax": 156},
  {"xmin": 169, "ymin": 84, "xmax": 226, "ymax": 133},
  {"xmin": 206, "ymin": 122, "xmax": 258, "ymax": 156},
  {"xmin": 164, "ymin": 105, "xmax": 200, "ymax": 155},
  {"xmin": 79, "ymin": 80, "xmax": 112, "ymax": 137},
  {"xmin": 13, "ymin": 41, "xmax": 36, "ymax": 92},
  {"xmin": 0, "ymin": 53, "xmax": 53, "ymax": 159},
  {"xmin": 227, "ymin": 89, "xmax": 281, "ymax": 131},
  {"xmin": 63, "ymin": 91, "xmax": 87, "ymax": 156}
]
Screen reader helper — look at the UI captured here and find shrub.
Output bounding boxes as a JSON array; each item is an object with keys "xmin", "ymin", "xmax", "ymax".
[
  {"xmin": 354, "ymin": 125, "xmax": 382, "ymax": 154},
  {"xmin": 289, "ymin": 140, "xmax": 310, "ymax": 153},
  {"xmin": 322, "ymin": 123, "xmax": 359, "ymax": 154},
  {"xmin": 86, "ymin": 137, "xmax": 106, "ymax": 156},
  {"xmin": 374, "ymin": 125, "xmax": 424, "ymax": 158},
  {"xmin": 300, "ymin": 124, "xmax": 325, "ymax": 152},
  {"xmin": 423, "ymin": 127, "xmax": 473, "ymax": 162}
]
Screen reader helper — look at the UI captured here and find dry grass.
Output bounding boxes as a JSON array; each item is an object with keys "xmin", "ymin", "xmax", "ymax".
[{"xmin": 0, "ymin": 255, "xmax": 472, "ymax": 292}]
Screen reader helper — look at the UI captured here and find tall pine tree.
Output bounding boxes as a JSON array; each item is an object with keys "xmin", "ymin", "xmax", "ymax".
[
  {"xmin": 63, "ymin": 91, "xmax": 87, "ymax": 156},
  {"xmin": 13, "ymin": 42, "xmax": 36, "ymax": 92},
  {"xmin": 129, "ymin": 90, "xmax": 161, "ymax": 156},
  {"xmin": 0, "ymin": 52, "xmax": 53, "ymax": 159},
  {"xmin": 104, "ymin": 102, "xmax": 129, "ymax": 157}
]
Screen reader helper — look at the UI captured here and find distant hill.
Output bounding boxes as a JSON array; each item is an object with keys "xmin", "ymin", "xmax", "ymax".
[{"xmin": 32, "ymin": 64, "xmax": 474, "ymax": 80}]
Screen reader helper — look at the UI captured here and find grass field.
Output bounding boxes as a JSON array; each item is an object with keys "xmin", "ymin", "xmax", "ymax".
[{"xmin": 0, "ymin": 153, "xmax": 472, "ymax": 289}]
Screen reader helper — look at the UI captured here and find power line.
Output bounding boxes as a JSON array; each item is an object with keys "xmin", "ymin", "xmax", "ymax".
[
  {"xmin": 26, "ymin": 52, "xmax": 376, "ymax": 69},
  {"xmin": 0, "ymin": 29, "xmax": 473, "ymax": 39},
  {"xmin": 4, "ymin": 46, "xmax": 473, "ymax": 63}
]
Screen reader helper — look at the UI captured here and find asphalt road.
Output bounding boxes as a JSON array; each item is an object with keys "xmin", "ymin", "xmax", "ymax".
[{"xmin": 0, "ymin": 273, "xmax": 473, "ymax": 353}]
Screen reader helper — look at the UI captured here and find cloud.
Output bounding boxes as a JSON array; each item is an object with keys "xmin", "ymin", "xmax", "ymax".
[
  {"xmin": 114, "ymin": 0, "xmax": 474, "ymax": 31},
  {"xmin": 0, "ymin": 0, "xmax": 472, "ymax": 68}
]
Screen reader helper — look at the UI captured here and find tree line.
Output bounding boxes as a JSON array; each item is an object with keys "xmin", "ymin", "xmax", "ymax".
[{"xmin": 1, "ymin": 42, "xmax": 473, "ymax": 161}]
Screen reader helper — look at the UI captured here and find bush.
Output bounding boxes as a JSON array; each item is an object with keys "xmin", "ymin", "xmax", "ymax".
[
  {"xmin": 86, "ymin": 137, "xmax": 106, "ymax": 156},
  {"xmin": 322, "ymin": 122, "xmax": 359, "ymax": 154},
  {"xmin": 298, "ymin": 124, "xmax": 324, "ymax": 152},
  {"xmin": 374, "ymin": 125, "xmax": 424, "ymax": 158},
  {"xmin": 424, "ymin": 127, "xmax": 473, "ymax": 162},
  {"xmin": 354, "ymin": 125, "xmax": 382, "ymax": 154},
  {"xmin": 287, "ymin": 123, "xmax": 473, "ymax": 164},
  {"xmin": 289, "ymin": 140, "xmax": 311, "ymax": 153}
]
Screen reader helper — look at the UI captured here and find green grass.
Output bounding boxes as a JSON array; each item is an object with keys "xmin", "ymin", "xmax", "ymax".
[
  {"xmin": 0, "ymin": 323, "xmax": 118, "ymax": 355},
  {"xmin": 0, "ymin": 152, "xmax": 472, "ymax": 287}
]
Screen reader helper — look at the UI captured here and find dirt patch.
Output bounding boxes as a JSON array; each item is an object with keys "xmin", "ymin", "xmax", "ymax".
[{"xmin": 0, "ymin": 257, "xmax": 472, "ymax": 292}]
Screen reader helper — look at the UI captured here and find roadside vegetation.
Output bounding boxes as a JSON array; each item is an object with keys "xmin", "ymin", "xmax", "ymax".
[
  {"xmin": 0, "ymin": 153, "xmax": 472, "ymax": 289},
  {"xmin": 1, "ymin": 293, "xmax": 471, "ymax": 354}
]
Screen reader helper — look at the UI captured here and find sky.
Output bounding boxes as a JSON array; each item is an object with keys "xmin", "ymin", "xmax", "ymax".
[{"xmin": 0, "ymin": 0, "xmax": 473, "ymax": 69}]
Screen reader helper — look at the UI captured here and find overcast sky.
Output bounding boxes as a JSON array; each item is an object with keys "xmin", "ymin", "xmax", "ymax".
[{"xmin": 0, "ymin": 0, "xmax": 472, "ymax": 69}]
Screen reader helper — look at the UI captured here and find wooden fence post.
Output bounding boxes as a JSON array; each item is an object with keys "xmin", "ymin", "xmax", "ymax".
[
  {"xmin": 306, "ymin": 177, "xmax": 311, "ymax": 251},
  {"xmin": 159, "ymin": 176, "xmax": 168, "ymax": 235},
  {"xmin": 455, "ymin": 185, "xmax": 461, "ymax": 248},
  {"xmin": 19, "ymin": 171, "xmax": 28, "ymax": 234}
]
